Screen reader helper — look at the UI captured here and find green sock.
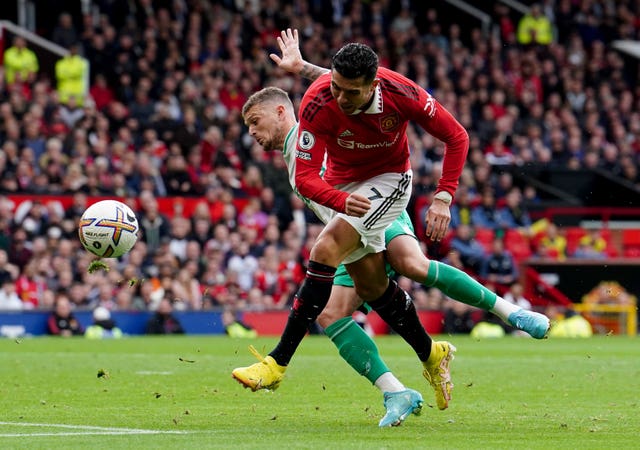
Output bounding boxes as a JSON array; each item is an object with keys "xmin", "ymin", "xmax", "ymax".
[
  {"xmin": 425, "ymin": 261, "xmax": 497, "ymax": 310},
  {"xmin": 324, "ymin": 317, "xmax": 390, "ymax": 384}
]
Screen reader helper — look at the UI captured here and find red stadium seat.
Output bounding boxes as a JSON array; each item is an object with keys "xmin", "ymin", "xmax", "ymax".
[
  {"xmin": 564, "ymin": 227, "xmax": 586, "ymax": 256},
  {"xmin": 473, "ymin": 227, "xmax": 495, "ymax": 252},
  {"xmin": 504, "ymin": 229, "xmax": 532, "ymax": 262},
  {"xmin": 622, "ymin": 229, "xmax": 640, "ymax": 257},
  {"xmin": 622, "ymin": 229, "xmax": 640, "ymax": 246}
]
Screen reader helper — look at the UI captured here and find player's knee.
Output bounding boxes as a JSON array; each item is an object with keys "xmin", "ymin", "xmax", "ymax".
[
  {"xmin": 393, "ymin": 254, "xmax": 430, "ymax": 282},
  {"xmin": 317, "ymin": 309, "xmax": 342, "ymax": 328},
  {"xmin": 354, "ymin": 279, "xmax": 387, "ymax": 301},
  {"xmin": 310, "ymin": 235, "xmax": 340, "ymax": 265}
]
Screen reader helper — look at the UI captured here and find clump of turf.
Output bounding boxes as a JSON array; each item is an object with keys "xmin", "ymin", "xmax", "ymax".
[{"xmin": 87, "ymin": 260, "xmax": 110, "ymax": 274}]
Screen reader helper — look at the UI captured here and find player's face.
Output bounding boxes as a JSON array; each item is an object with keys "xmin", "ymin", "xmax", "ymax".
[
  {"xmin": 244, "ymin": 103, "xmax": 283, "ymax": 152},
  {"xmin": 330, "ymin": 70, "xmax": 377, "ymax": 114}
]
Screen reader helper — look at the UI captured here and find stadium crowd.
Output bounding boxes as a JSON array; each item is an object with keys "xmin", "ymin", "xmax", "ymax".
[{"xmin": 0, "ymin": 1, "xmax": 639, "ymax": 319}]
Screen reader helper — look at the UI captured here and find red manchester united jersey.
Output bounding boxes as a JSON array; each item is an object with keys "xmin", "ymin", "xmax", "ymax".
[{"xmin": 295, "ymin": 67, "xmax": 468, "ymax": 213}]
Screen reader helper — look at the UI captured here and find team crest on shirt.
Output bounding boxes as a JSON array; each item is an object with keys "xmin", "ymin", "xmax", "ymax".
[
  {"xmin": 379, "ymin": 113, "xmax": 400, "ymax": 132},
  {"xmin": 298, "ymin": 130, "xmax": 315, "ymax": 150}
]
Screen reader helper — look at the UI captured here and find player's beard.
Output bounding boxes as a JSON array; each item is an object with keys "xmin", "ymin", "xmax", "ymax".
[
  {"xmin": 262, "ymin": 130, "xmax": 286, "ymax": 152},
  {"xmin": 261, "ymin": 137, "xmax": 276, "ymax": 152}
]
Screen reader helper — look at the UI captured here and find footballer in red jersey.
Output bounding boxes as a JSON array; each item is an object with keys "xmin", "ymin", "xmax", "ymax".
[
  {"xmin": 233, "ymin": 41, "xmax": 468, "ymax": 414},
  {"xmin": 295, "ymin": 67, "xmax": 468, "ymax": 216}
]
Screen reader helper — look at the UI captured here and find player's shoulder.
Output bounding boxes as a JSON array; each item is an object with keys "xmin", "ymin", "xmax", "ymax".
[
  {"xmin": 377, "ymin": 67, "xmax": 423, "ymax": 102},
  {"xmin": 300, "ymin": 73, "xmax": 333, "ymax": 123}
]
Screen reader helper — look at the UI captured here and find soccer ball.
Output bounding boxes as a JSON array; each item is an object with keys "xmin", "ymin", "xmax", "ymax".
[{"xmin": 78, "ymin": 200, "xmax": 139, "ymax": 258}]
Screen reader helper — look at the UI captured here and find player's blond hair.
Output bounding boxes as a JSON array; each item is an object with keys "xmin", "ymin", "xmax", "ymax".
[{"xmin": 242, "ymin": 86, "xmax": 294, "ymax": 118}]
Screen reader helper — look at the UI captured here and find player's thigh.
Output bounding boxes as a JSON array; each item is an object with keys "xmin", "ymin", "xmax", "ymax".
[
  {"xmin": 386, "ymin": 234, "xmax": 431, "ymax": 282},
  {"xmin": 317, "ymin": 285, "xmax": 363, "ymax": 328},
  {"xmin": 311, "ymin": 217, "xmax": 362, "ymax": 266}
]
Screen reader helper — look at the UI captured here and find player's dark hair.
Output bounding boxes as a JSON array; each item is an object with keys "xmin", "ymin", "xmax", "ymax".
[{"xmin": 331, "ymin": 43, "xmax": 378, "ymax": 84}]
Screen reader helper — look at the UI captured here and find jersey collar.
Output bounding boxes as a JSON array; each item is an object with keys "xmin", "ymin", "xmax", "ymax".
[{"xmin": 283, "ymin": 124, "xmax": 298, "ymax": 156}]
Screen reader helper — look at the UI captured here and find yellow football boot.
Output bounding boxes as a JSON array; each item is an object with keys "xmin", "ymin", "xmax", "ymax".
[
  {"xmin": 422, "ymin": 341, "xmax": 456, "ymax": 410},
  {"xmin": 232, "ymin": 345, "xmax": 286, "ymax": 391}
]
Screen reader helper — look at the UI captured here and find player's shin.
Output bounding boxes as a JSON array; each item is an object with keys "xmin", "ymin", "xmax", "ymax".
[
  {"xmin": 269, "ymin": 260, "xmax": 336, "ymax": 366},
  {"xmin": 368, "ymin": 280, "xmax": 433, "ymax": 362},
  {"xmin": 325, "ymin": 317, "xmax": 395, "ymax": 385},
  {"xmin": 424, "ymin": 261, "xmax": 497, "ymax": 310}
]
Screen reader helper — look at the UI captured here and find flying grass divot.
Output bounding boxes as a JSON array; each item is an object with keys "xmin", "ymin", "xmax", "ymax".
[{"xmin": 87, "ymin": 259, "xmax": 110, "ymax": 274}]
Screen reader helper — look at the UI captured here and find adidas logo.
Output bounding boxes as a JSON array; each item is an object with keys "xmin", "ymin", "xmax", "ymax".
[{"xmin": 339, "ymin": 129, "xmax": 354, "ymax": 137}]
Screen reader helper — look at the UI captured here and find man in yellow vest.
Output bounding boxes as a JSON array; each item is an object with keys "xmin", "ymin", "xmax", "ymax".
[
  {"xmin": 517, "ymin": 3, "xmax": 553, "ymax": 46},
  {"xmin": 222, "ymin": 309, "xmax": 257, "ymax": 338},
  {"xmin": 55, "ymin": 43, "xmax": 88, "ymax": 105},
  {"xmin": 3, "ymin": 36, "xmax": 39, "ymax": 85}
]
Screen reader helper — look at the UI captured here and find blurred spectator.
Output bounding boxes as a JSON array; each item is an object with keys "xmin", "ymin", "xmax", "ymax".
[
  {"xmin": 89, "ymin": 73, "xmax": 114, "ymax": 111},
  {"xmin": 443, "ymin": 298, "xmax": 477, "ymax": 334},
  {"xmin": 572, "ymin": 229, "xmax": 608, "ymax": 259},
  {"xmin": 164, "ymin": 152, "xmax": 195, "ymax": 195},
  {"xmin": 480, "ymin": 238, "xmax": 519, "ymax": 287},
  {"xmin": 173, "ymin": 106, "xmax": 201, "ymax": 156},
  {"xmin": 227, "ymin": 241, "xmax": 259, "ymax": 292},
  {"xmin": 47, "ymin": 294, "xmax": 84, "ymax": 336},
  {"xmin": 497, "ymin": 188, "xmax": 532, "ymax": 230},
  {"xmin": 222, "ymin": 308, "xmax": 257, "ymax": 338},
  {"xmin": 449, "ymin": 224, "xmax": 487, "ymax": 273},
  {"xmin": 15, "ymin": 259, "xmax": 47, "ymax": 309},
  {"xmin": 0, "ymin": 279, "xmax": 22, "ymax": 310},
  {"xmin": 513, "ymin": 56, "xmax": 544, "ymax": 106},
  {"xmin": 535, "ymin": 223, "xmax": 567, "ymax": 260},
  {"xmin": 3, "ymin": 36, "xmax": 39, "ymax": 85},
  {"xmin": 238, "ymin": 197, "xmax": 269, "ymax": 237},
  {"xmin": 171, "ymin": 267, "xmax": 203, "ymax": 310},
  {"xmin": 51, "ymin": 12, "xmax": 78, "ymax": 48},
  {"xmin": 471, "ymin": 189, "xmax": 501, "ymax": 230},
  {"xmin": 484, "ymin": 132, "xmax": 515, "ymax": 166},
  {"xmin": 55, "ymin": 43, "xmax": 88, "ymax": 105},
  {"xmin": 8, "ymin": 228, "xmax": 33, "ymax": 271},
  {"xmin": 138, "ymin": 191, "xmax": 171, "ymax": 254},
  {"xmin": 167, "ymin": 216, "xmax": 191, "ymax": 262},
  {"xmin": 145, "ymin": 297, "xmax": 185, "ymax": 334},
  {"xmin": 449, "ymin": 186, "xmax": 474, "ymax": 229},
  {"xmin": 85, "ymin": 306, "xmax": 124, "ymax": 339},
  {"xmin": 502, "ymin": 282, "xmax": 532, "ymax": 310},
  {"xmin": 0, "ymin": 249, "xmax": 19, "ymax": 285}
]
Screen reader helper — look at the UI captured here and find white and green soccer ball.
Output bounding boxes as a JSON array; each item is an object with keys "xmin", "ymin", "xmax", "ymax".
[{"xmin": 78, "ymin": 200, "xmax": 139, "ymax": 258}]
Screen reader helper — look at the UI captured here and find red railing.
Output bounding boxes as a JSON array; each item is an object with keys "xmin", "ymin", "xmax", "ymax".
[{"xmin": 530, "ymin": 207, "xmax": 640, "ymax": 224}]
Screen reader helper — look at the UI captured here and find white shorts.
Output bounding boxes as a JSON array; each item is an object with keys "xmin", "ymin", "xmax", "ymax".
[{"xmin": 310, "ymin": 170, "xmax": 413, "ymax": 265}]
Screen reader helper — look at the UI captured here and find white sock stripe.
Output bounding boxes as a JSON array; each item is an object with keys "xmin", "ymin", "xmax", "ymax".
[
  {"xmin": 327, "ymin": 319, "xmax": 355, "ymax": 340},
  {"xmin": 306, "ymin": 270, "xmax": 334, "ymax": 279}
]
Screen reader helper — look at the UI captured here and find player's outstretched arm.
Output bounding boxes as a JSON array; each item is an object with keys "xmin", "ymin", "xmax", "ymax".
[{"xmin": 269, "ymin": 28, "xmax": 329, "ymax": 81}]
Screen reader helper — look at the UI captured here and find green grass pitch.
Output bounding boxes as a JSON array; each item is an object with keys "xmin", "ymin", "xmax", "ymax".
[{"xmin": 0, "ymin": 335, "xmax": 638, "ymax": 449}]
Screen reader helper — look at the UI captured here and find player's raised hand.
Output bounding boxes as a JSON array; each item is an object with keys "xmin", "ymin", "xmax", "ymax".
[
  {"xmin": 424, "ymin": 198, "xmax": 451, "ymax": 242},
  {"xmin": 344, "ymin": 193, "xmax": 371, "ymax": 218},
  {"xmin": 269, "ymin": 28, "xmax": 303, "ymax": 74}
]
